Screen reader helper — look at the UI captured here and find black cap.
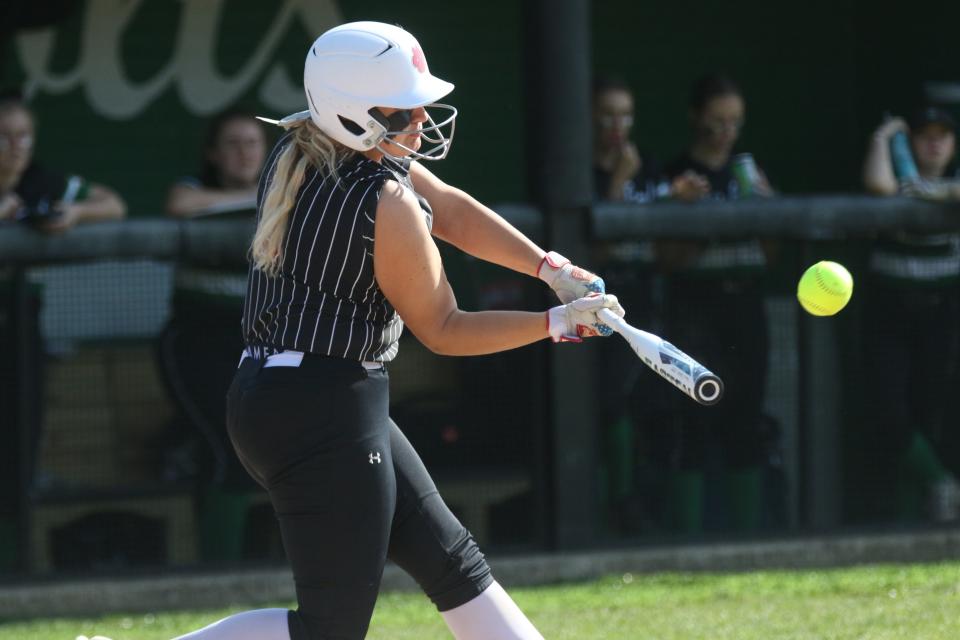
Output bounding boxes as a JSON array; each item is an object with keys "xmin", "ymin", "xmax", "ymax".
[{"xmin": 909, "ymin": 105, "xmax": 956, "ymax": 133}]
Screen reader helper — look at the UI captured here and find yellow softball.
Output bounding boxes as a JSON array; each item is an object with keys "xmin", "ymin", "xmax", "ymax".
[{"xmin": 797, "ymin": 261, "xmax": 853, "ymax": 316}]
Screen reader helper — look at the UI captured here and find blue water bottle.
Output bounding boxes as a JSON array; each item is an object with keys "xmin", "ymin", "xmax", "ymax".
[{"xmin": 889, "ymin": 130, "xmax": 919, "ymax": 183}]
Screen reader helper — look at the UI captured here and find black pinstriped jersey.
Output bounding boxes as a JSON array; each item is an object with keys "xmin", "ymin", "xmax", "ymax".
[{"xmin": 241, "ymin": 136, "xmax": 428, "ymax": 362}]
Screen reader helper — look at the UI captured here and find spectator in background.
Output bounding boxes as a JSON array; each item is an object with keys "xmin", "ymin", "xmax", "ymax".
[
  {"xmin": 165, "ymin": 107, "xmax": 267, "ymax": 217},
  {"xmin": 663, "ymin": 73, "xmax": 773, "ymax": 199},
  {"xmin": 0, "ymin": 90, "xmax": 126, "ymax": 230},
  {"xmin": 652, "ymin": 73, "xmax": 775, "ymax": 534},
  {"xmin": 592, "ymin": 74, "xmax": 708, "ymax": 204},
  {"xmin": 864, "ymin": 106, "xmax": 960, "ymax": 200},
  {"xmin": 158, "ymin": 108, "xmax": 270, "ymax": 561},
  {"xmin": 860, "ymin": 105, "xmax": 960, "ymax": 522}
]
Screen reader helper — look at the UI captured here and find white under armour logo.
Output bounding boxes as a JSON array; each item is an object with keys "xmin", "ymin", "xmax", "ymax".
[{"xmin": 368, "ymin": 451, "xmax": 382, "ymax": 464}]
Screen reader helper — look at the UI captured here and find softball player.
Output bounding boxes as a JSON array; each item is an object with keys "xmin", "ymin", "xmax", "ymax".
[{"xmin": 110, "ymin": 21, "xmax": 623, "ymax": 640}]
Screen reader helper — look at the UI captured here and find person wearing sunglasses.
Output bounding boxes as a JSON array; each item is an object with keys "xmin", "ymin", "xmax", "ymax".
[
  {"xmin": 0, "ymin": 90, "xmax": 125, "ymax": 232},
  {"xmin": 592, "ymin": 74, "xmax": 708, "ymax": 204},
  {"xmin": 137, "ymin": 21, "xmax": 623, "ymax": 640}
]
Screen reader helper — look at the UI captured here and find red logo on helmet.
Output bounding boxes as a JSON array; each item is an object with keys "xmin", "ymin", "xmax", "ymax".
[{"xmin": 411, "ymin": 46, "xmax": 427, "ymax": 73}]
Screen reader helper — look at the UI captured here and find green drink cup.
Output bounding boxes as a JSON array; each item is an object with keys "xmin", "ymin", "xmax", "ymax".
[{"xmin": 732, "ymin": 153, "xmax": 760, "ymax": 198}]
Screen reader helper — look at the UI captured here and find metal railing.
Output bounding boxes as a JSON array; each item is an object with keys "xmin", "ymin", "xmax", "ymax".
[{"xmin": 1, "ymin": 194, "xmax": 958, "ymax": 578}]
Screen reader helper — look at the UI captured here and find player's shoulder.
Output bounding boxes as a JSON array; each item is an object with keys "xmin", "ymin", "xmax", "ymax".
[
  {"xmin": 331, "ymin": 154, "xmax": 393, "ymax": 187},
  {"xmin": 377, "ymin": 179, "xmax": 427, "ymax": 236},
  {"xmin": 378, "ymin": 177, "xmax": 420, "ymax": 211}
]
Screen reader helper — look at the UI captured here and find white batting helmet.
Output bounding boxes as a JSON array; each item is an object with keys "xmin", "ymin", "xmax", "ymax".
[{"xmin": 261, "ymin": 22, "xmax": 457, "ymax": 160}]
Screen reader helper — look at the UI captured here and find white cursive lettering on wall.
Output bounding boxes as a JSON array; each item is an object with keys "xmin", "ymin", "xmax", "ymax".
[{"xmin": 15, "ymin": 0, "xmax": 341, "ymax": 119}]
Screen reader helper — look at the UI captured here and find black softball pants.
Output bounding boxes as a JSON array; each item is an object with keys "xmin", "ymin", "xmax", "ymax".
[{"xmin": 226, "ymin": 354, "xmax": 493, "ymax": 640}]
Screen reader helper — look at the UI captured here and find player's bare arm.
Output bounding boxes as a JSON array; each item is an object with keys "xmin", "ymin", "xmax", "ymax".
[
  {"xmin": 408, "ymin": 161, "xmax": 545, "ymax": 276},
  {"xmin": 374, "ymin": 179, "xmax": 547, "ymax": 356},
  {"xmin": 409, "ymin": 161, "xmax": 606, "ymax": 302}
]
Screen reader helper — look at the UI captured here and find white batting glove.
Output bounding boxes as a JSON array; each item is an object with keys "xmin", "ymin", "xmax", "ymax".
[
  {"xmin": 537, "ymin": 251, "xmax": 605, "ymax": 303},
  {"xmin": 547, "ymin": 293, "xmax": 625, "ymax": 343}
]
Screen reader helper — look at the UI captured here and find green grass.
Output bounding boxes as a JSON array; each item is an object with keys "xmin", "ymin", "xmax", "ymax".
[{"xmin": 2, "ymin": 562, "xmax": 959, "ymax": 639}]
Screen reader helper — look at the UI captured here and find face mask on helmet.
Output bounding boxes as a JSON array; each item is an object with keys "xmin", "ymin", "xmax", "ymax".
[
  {"xmin": 260, "ymin": 22, "xmax": 457, "ymax": 161},
  {"xmin": 361, "ymin": 105, "xmax": 457, "ymax": 160}
]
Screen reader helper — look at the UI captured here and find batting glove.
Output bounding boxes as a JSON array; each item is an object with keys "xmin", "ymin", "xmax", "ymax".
[
  {"xmin": 547, "ymin": 293, "xmax": 625, "ymax": 343},
  {"xmin": 537, "ymin": 251, "xmax": 605, "ymax": 303}
]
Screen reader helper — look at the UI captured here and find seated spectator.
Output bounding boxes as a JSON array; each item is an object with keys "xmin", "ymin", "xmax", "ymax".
[
  {"xmin": 165, "ymin": 107, "xmax": 266, "ymax": 217},
  {"xmin": 651, "ymin": 73, "xmax": 776, "ymax": 534},
  {"xmin": 864, "ymin": 106, "xmax": 960, "ymax": 200},
  {"xmin": 859, "ymin": 105, "xmax": 960, "ymax": 522},
  {"xmin": 592, "ymin": 74, "xmax": 707, "ymax": 203},
  {"xmin": 0, "ymin": 90, "xmax": 126, "ymax": 231},
  {"xmin": 663, "ymin": 73, "xmax": 773, "ymax": 200},
  {"xmin": 158, "ymin": 108, "xmax": 270, "ymax": 561}
]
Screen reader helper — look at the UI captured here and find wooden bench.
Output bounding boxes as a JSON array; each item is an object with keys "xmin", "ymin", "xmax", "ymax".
[
  {"xmin": 29, "ymin": 491, "xmax": 198, "ymax": 573},
  {"xmin": 28, "ymin": 344, "xmax": 198, "ymax": 573}
]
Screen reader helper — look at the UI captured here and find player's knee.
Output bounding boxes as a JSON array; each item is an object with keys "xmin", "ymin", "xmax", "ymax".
[{"xmin": 423, "ymin": 532, "xmax": 494, "ymax": 612}]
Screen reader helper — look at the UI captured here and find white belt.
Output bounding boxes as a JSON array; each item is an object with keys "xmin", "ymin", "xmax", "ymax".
[{"xmin": 239, "ymin": 349, "xmax": 383, "ymax": 370}]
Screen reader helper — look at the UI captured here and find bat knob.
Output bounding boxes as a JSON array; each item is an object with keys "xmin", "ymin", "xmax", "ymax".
[{"xmin": 694, "ymin": 375, "xmax": 724, "ymax": 405}]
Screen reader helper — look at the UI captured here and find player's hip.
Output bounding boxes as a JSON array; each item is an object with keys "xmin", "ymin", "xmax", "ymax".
[{"xmin": 226, "ymin": 353, "xmax": 391, "ymax": 483}]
